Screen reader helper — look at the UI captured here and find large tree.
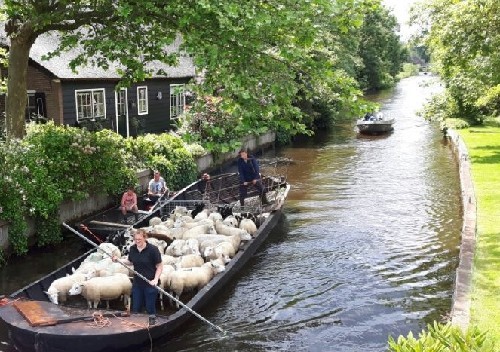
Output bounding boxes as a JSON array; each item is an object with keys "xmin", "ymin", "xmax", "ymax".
[{"xmin": 1, "ymin": 0, "xmax": 375, "ymax": 140}]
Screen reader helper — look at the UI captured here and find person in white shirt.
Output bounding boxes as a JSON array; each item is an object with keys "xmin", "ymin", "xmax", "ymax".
[{"xmin": 147, "ymin": 170, "xmax": 167, "ymax": 204}]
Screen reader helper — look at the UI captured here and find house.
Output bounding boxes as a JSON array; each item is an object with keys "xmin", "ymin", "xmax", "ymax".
[{"xmin": 0, "ymin": 32, "xmax": 196, "ymax": 137}]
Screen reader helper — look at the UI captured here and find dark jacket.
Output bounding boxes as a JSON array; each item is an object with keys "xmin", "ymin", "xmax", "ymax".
[{"xmin": 238, "ymin": 155, "xmax": 261, "ymax": 183}]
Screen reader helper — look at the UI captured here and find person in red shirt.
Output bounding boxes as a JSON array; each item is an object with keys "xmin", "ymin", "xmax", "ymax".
[{"xmin": 120, "ymin": 186, "xmax": 139, "ymax": 222}]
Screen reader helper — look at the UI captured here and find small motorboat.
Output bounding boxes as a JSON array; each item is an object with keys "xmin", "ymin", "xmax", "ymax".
[{"xmin": 357, "ymin": 112, "xmax": 394, "ymax": 135}]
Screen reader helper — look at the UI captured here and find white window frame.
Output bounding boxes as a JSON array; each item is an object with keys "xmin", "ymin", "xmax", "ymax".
[
  {"xmin": 137, "ymin": 86, "xmax": 148, "ymax": 115},
  {"xmin": 26, "ymin": 90, "xmax": 36, "ymax": 120},
  {"xmin": 75, "ymin": 88, "xmax": 106, "ymax": 121},
  {"xmin": 169, "ymin": 84, "xmax": 186, "ymax": 119},
  {"xmin": 114, "ymin": 88, "xmax": 129, "ymax": 137}
]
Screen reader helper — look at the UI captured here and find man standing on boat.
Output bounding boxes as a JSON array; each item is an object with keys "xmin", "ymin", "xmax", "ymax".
[
  {"xmin": 113, "ymin": 229, "xmax": 162, "ymax": 326},
  {"xmin": 146, "ymin": 170, "xmax": 168, "ymax": 206},
  {"xmin": 237, "ymin": 148, "xmax": 270, "ymax": 206}
]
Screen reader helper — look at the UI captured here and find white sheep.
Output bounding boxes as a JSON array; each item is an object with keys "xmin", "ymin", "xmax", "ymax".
[
  {"xmin": 182, "ymin": 218, "xmax": 214, "ymax": 229},
  {"xmin": 82, "ymin": 252, "xmax": 104, "ymax": 263},
  {"xmin": 46, "ymin": 272, "xmax": 94, "ymax": 305},
  {"xmin": 203, "ymin": 242, "xmax": 236, "ymax": 259},
  {"xmin": 169, "ymin": 206, "xmax": 189, "ymax": 221},
  {"xmin": 165, "ymin": 239, "xmax": 200, "ymax": 256},
  {"xmin": 97, "ymin": 242, "xmax": 121, "ymax": 258},
  {"xmin": 158, "ymin": 264, "xmax": 176, "ymax": 310},
  {"xmin": 176, "ymin": 254, "xmax": 205, "ymax": 269},
  {"xmin": 222, "ymin": 215, "xmax": 239, "ymax": 227},
  {"xmin": 179, "ymin": 223, "xmax": 216, "ymax": 239},
  {"xmin": 149, "ymin": 217, "xmax": 162, "ymax": 227},
  {"xmin": 210, "ymin": 254, "xmax": 231, "ymax": 266},
  {"xmin": 193, "ymin": 209, "xmax": 209, "ymax": 220},
  {"xmin": 151, "ymin": 224, "xmax": 172, "ymax": 235},
  {"xmin": 208, "ymin": 212, "xmax": 223, "ymax": 223},
  {"xmin": 161, "ymin": 254, "xmax": 179, "ymax": 265},
  {"xmin": 192, "ymin": 234, "xmax": 242, "ymax": 255},
  {"xmin": 161, "ymin": 218, "xmax": 174, "ymax": 227},
  {"xmin": 73, "ymin": 261, "xmax": 99, "ymax": 275},
  {"xmin": 147, "ymin": 237, "xmax": 168, "ymax": 254},
  {"xmin": 166, "ymin": 261, "xmax": 225, "ymax": 307},
  {"xmin": 68, "ymin": 273, "xmax": 132, "ymax": 309},
  {"xmin": 96, "ymin": 260, "xmax": 132, "ymax": 277},
  {"xmin": 215, "ymin": 221, "xmax": 252, "ymax": 241},
  {"xmin": 239, "ymin": 218, "xmax": 257, "ymax": 236}
]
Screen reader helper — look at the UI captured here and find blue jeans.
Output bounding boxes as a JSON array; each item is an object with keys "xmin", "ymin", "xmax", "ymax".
[{"xmin": 131, "ymin": 284, "xmax": 158, "ymax": 315}]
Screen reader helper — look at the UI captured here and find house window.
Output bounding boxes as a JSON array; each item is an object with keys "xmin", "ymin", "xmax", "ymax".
[
  {"xmin": 170, "ymin": 84, "xmax": 186, "ymax": 119},
  {"xmin": 75, "ymin": 88, "xmax": 106, "ymax": 121},
  {"xmin": 25, "ymin": 91, "xmax": 46, "ymax": 121},
  {"xmin": 137, "ymin": 86, "xmax": 148, "ymax": 115},
  {"xmin": 26, "ymin": 91, "xmax": 36, "ymax": 120},
  {"xmin": 116, "ymin": 88, "xmax": 127, "ymax": 117}
]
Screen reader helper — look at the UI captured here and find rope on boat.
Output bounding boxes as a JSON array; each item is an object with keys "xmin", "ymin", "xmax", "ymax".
[
  {"xmin": 87, "ymin": 312, "xmax": 111, "ymax": 328},
  {"xmin": 0, "ymin": 297, "xmax": 20, "ymax": 307},
  {"xmin": 63, "ymin": 222, "xmax": 227, "ymax": 335},
  {"xmin": 80, "ymin": 224, "xmax": 104, "ymax": 244}
]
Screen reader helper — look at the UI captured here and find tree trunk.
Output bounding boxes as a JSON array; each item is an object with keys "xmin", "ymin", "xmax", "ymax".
[{"xmin": 6, "ymin": 24, "xmax": 36, "ymax": 140}]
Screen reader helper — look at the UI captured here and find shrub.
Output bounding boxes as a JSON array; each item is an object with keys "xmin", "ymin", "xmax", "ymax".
[
  {"xmin": 0, "ymin": 123, "xmax": 199, "ymax": 258},
  {"xmin": 0, "ymin": 122, "xmax": 136, "ymax": 255},
  {"xmin": 177, "ymin": 96, "xmax": 246, "ymax": 155},
  {"xmin": 388, "ymin": 322, "xmax": 496, "ymax": 352},
  {"xmin": 126, "ymin": 133, "xmax": 198, "ymax": 190},
  {"xmin": 184, "ymin": 143, "xmax": 206, "ymax": 158}
]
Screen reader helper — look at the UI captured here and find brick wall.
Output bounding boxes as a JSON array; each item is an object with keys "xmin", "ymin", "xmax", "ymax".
[
  {"xmin": 0, "ymin": 61, "xmax": 63, "ymax": 124},
  {"xmin": 26, "ymin": 63, "xmax": 63, "ymax": 123}
]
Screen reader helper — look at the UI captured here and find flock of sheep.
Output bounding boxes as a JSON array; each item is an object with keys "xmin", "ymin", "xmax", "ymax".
[{"xmin": 46, "ymin": 204, "xmax": 268, "ymax": 311}]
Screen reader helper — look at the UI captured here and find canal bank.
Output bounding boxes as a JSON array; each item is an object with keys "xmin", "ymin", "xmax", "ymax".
[{"xmin": 447, "ymin": 129, "xmax": 477, "ymax": 331}]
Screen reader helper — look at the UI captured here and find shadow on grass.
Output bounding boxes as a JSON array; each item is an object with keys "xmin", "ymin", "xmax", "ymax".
[
  {"xmin": 473, "ymin": 231, "xmax": 500, "ymax": 293},
  {"xmin": 469, "ymin": 145, "xmax": 500, "ymax": 164}
]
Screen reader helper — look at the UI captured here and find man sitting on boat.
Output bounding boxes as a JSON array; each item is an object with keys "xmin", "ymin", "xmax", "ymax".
[
  {"xmin": 237, "ymin": 148, "xmax": 270, "ymax": 206},
  {"xmin": 197, "ymin": 173, "xmax": 212, "ymax": 195},
  {"xmin": 145, "ymin": 170, "xmax": 168, "ymax": 207},
  {"xmin": 120, "ymin": 186, "xmax": 139, "ymax": 223},
  {"xmin": 363, "ymin": 112, "xmax": 376, "ymax": 121}
]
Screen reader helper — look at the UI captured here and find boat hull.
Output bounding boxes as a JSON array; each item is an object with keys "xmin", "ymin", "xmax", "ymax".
[
  {"xmin": 357, "ymin": 118, "xmax": 394, "ymax": 135},
  {"xmin": 0, "ymin": 173, "xmax": 290, "ymax": 352}
]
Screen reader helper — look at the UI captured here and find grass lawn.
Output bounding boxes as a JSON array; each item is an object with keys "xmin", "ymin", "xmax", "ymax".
[{"xmin": 458, "ymin": 126, "xmax": 500, "ymax": 342}]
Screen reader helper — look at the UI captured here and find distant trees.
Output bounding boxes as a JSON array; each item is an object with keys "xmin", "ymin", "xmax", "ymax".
[
  {"xmin": 414, "ymin": 0, "xmax": 500, "ymax": 123},
  {"xmin": 356, "ymin": 5, "xmax": 406, "ymax": 91}
]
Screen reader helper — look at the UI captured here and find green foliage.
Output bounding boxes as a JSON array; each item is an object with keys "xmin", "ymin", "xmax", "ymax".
[
  {"xmin": 356, "ymin": 3, "xmax": 405, "ymax": 91},
  {"xmin": 183, "ymin": 143, "xmax": 206, "ymax": 158},
  {"xmin": 397, "ymin": 63, "xmax": 421, "ymax": 79},
  {"xmin": 25, "ymin": 122, "xmax": 136, "ymax": 199},
  {"xmin": 443, "ymin": 118, "xmax": 470, "ymax": 130},
  {"xmin": 388, "ymin": 322, "xmax": 495, "ymax": 352},
  {"xmin": 0, "ymin": 123, "xmax": 198, "ymax": 257},
  {"xmin": 177, "ymin": 96, "xmax": 250, "ymax": 155},
  {"xmin": 414, "ymin": 0, "xmax": 500, "ymax": 123},
  {"xmin": 125, "ymin": 133, "xmax": 197, "ymax": 190}
]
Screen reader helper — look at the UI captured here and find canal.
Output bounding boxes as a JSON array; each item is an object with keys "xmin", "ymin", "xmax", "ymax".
[{"xmin": 0, "ymin": 74, "xmax": 462, "ymax": 352}]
